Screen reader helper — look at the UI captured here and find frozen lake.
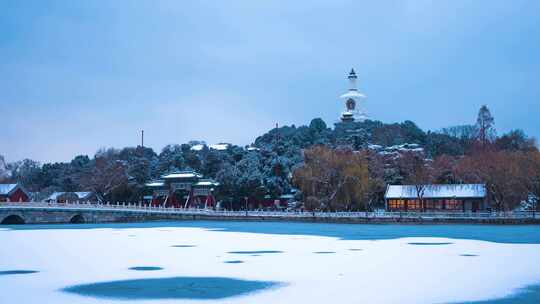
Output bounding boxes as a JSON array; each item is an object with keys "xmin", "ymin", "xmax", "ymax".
[{"xmin": 1, "ymin": 221, "xmax": 540, "ymax": 303}]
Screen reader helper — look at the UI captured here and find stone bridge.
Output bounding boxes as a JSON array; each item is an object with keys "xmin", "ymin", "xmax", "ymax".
[
  {"xmin": 1, "ymin": 203, "xmax": 539, "ymax": 225},
  {"xmin": 0, "ymin": 204, "xmax": 205, "ymax": 225}
]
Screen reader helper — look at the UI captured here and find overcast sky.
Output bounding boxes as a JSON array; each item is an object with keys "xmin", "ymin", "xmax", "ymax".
[{"xmin": 1, "ymin": 0, "xmax": 539, "ymax": 163}]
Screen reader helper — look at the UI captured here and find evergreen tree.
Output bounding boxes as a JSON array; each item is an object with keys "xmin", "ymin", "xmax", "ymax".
[{"xmin": 476, "ymin": 105, "xmax": 496, "ymax": 148}]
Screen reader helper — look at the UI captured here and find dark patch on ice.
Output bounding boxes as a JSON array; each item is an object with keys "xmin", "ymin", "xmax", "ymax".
[
  {"xmin": 313, "ymin": 251, "xmax": 336, "ymax": 254},
  {"xmin": 228, "ymin": 250, "xmax": 283, "ymax": 255},
  {"xmin": 250, "ymin": 254, "xmax": 261, "ymax": 257},
  {"xmin": 0, "ymin": 270, "xmax": 39, "ymax": 276},
  {"xmin": 407, "ymin": 242, "xmax": 453, "ymax": 246},
  {"xmin": 460, "ymin": 254, "xmax": 478, "ymax": 257},
  {"xmin": 129, "ymin": 266, "xmax": 163, "ymax": 271},
  {"xmin": 348, "ymin": 248, "xmax": 363, "ymax": 251},
  {"xmin": 62, "ymin": 277, "xmax": 282, "ymax": 300},
  {"xmin": 128, "ymin": 235, "xmax": 136, "ymax": 237},
  {"xmin": 171, "ymin": 245, "xmax": 196, "ymax": 248},
  {"xmin": 224, "ymin": 260, "xmax": 244, "ymax": 264}
]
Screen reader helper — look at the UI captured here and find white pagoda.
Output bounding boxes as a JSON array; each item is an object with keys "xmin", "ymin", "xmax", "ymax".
[{"xmin": 339, "ymin": 69, "xmax": 367, "ymax": 122}]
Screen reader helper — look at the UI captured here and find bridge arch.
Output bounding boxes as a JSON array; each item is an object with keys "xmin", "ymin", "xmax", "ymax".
[
  {"xmin": 70, "ymin": 214, "xmax": 86, "ymax": 224},
  {"xmin": 1, "ymin": 214, "xmax": 26, "ymax": 225}
]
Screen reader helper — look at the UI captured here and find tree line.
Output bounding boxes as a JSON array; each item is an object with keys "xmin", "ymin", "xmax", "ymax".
[
  {"xmin": 292, "ymin": 106, "xmax": 540, "ymax": 211},
  {"xmin": 1, "ymin": 105, "xmax": 539, "ymax": 211}
]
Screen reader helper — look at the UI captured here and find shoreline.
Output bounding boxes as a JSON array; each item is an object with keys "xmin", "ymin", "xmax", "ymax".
[
  {"xmin": 188, "ymin": 215, "xmax": 540, "ymax": 225},
  {"xmin": 1, "ymin": 205, "xmax": 540, "ymax": 225}
]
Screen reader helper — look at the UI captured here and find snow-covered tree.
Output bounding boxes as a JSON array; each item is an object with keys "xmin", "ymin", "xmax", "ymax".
[
  {"xmin": 0, "ymin": 155, "xmax": 10, "ymax": 182},
  {"xmin": 157, "ymin": 144, "xmax": 185, "ymax": 174},
  {"xmin": 476, "ymin": 105, "xmax": 496, "ymax": 148}
]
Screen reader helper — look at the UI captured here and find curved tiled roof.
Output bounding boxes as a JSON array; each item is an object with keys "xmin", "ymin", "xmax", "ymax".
[
  {"xmin": 0, "ymin": 183, "xmax": 30, "ymax": 198},
  {"xmin": 0, "ymin": 184, "xmax": 18, "ymax": 195}
]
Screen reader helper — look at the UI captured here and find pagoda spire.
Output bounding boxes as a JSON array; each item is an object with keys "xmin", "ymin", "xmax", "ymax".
[
  {"xmin": 348, "ymin": 68, "xmax": 357, "ymax": 79},
  {"xmin": 339, "ymin": 68, "xmax": 367, "ymax": 122}
]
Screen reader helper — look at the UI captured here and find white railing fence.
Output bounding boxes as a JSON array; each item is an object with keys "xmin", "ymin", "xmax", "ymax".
[{"xmin": 0, "ymin": 201, "xmax": 539, "ymax": 219}]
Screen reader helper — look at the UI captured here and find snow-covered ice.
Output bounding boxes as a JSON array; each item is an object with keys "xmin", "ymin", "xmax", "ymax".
[{"xmin": 0, "ymin": 222, "xmax": 540, "ymax": 303}]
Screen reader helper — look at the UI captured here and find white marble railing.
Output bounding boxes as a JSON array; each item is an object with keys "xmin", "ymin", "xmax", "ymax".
[{"xmin": 0, "ymin": 202, "xmax": 538, "ymax": 219}]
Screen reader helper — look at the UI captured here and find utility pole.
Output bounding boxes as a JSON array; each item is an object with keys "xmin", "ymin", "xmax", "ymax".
[
  {"xmin": 139, "ymin": 129, "xmax": 145, "ymax": 204},
  {"xmin": 274, "ymin": 123, "xmax": 279, "ymax": 145}
]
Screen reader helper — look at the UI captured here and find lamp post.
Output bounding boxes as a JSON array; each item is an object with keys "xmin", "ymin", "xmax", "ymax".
[{"xmin": 244, "ymin": 196, "xmax": 248, "ymax": 216}]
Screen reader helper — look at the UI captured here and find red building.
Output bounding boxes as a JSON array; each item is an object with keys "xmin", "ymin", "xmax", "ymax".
[
  {"xmin": 145, "ymin": 170, "xmax": 219, "ymax": 208},
  {"xmin": 0, "ymin": 183, "xmax": 31, "ymax": 202},
  {"xmin": 384, "ymin": 184, "xmax": 488, "ymax": 212}
]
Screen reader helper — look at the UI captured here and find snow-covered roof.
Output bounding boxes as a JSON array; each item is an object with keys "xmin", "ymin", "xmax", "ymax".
[
  {"xmin": 385, "ymin": 184, "xmax": 486, "ymax": 199},
  {"xmin": 47, "ymin": 192, "xmax": 71, "ymax": 200},
  {"xmin": 0, "ymin": 184, "xmax": 18, "ymax": 195},
  {"xmin": 246, "ymin": 146, "xmax": 260, "ymax": 151},
  {"xmin": 340, "ymin": 90, "xmax": 366, "ymax": 99},
  {"xmin": 0, "ymin": 183, "xmax": 30, "ymax": 198},
  {"xmin": 145, "ymin": 180, "xmax": 165, "ymax": 187},
  {"xmin": 74, "ymin": 192, "xmax": 93, "ymax": 199},
  {"xmin": 386, "ymin": 143, "xmax": 422, "ymax": 151},
  {"xmin": 161, "ymin": 171, "xmax": 202, "ymax": 179},
  {"xmin": 195, "ymin": 179, "xmax": 219, "ymax": 187},
  {"xmin": 373, "ymin": 143, "xmax": 425, "ymax": 157},
  {"xmin": 368, "ymin": 144, "xmax": 383, "ymax": 150},
  {"xmin": 190, "ymin": 143, "xmax": 230, "ymax": 151},
  {"xmin": 209, "ymin": 143, "xmax": 230, "ymax": 150},
  {"xmin": 190, "ymin": 144, "xmax": 205, "ymax": 151}
]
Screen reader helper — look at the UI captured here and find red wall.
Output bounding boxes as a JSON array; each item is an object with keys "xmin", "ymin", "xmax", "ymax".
[{"xmin": 9, "ymin": 188, "xmax": 29, "ymax": 202}]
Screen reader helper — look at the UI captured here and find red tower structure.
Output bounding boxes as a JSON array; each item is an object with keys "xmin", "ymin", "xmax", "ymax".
[{"xmin": 145, "ymin": 170, "xmax": 219, "ymax": 209}]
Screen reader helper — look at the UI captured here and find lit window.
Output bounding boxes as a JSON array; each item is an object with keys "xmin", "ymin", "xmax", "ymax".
[
  {"xmin": 388, "ymin": 199, "xmax": 405, "ymax": 210},
  {"xmin": 425, "ymin": 200, "xmax": 443, "ymax": 210},
  {"xmin": 407, "ymin": 200, "xmax": 421, "ymax": 210},
  {"xmin": 445, "ymin": 199, "xmax": 462, "ymax": 210}
]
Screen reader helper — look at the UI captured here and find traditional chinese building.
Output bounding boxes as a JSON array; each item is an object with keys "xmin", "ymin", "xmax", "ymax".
[
  {"xmin": 384, "ymin": 184, "xmax": 488, "ymax": 212},
  {"xmin": 0, "ymin": 183, "xmax": 30, "ymax": 202},
  {"xmin": 145, "ymin": 170, "xmax": 219, "ymax": 208}
]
